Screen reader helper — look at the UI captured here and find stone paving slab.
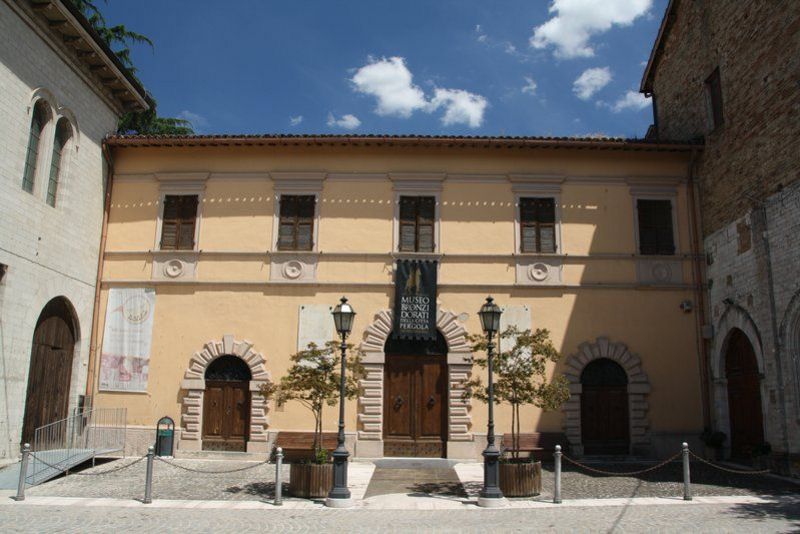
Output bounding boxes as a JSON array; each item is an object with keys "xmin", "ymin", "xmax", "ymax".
[
  {"xmin": 1, "ymin": 497, "xmax": 800, "ymax": 533},
  {"xmin": 21, "ymin": 458, "xmax": 375, "ymax": 503}
]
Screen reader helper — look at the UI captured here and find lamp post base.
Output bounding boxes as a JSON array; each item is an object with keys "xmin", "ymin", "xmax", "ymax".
[
  {"xmin": 477, "ymin": 496, "xmax": 509, "ymax": 508},
  {"xmin": 325, "ymin": 496, "xmax": 354, "ymax": 508}
]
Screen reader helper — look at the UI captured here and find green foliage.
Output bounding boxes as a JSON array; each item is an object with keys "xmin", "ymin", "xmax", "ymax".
[
  {"xmin": 69, "ymin": 0, "xmax": 194, "ymax": 135},
  {"xmin": 463, "ymin": 326, "xmax": 570, "ymax": 460},
  {"xmin": 261, "ymin": 342, "xmax": 364, "ymax": 460}
]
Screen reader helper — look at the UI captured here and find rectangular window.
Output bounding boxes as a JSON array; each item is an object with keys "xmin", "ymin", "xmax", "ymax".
[
  {"xmin": 160, "ymin": 194, "xmax": 199, "ymax": 250},
  {"xmin": 637, "ymin": 199, "xmax": 675, "ymax": 255},
  {"xmin": 278, "ymin": 195, "xmax": 315, "ymax": 251},
  {"xmin": 705, "ymin": 67, "xmax": 724, "ymax": 130},
  {"xmin": 398, "ymin": 196, "xmax": 435, "ymax": 252},
  {"xmin": 519, "ymin": 197, "xmax": 556, "ymax": 253}
]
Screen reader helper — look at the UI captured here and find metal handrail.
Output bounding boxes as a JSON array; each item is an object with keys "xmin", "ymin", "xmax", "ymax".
[{"xmin": 29, "ymin": 407, "xmax": 127, "ymax": 485}]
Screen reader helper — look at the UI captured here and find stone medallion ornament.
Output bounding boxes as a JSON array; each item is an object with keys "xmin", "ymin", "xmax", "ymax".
[
  {"xmin": 282, "ymin": 260, "xmax": 304, "ymax": 280},
  {"xmin": 528, "ymin": 262, "xmax": 550, "ymax": 282},
  {"xmin": 164, "ymin": 259, "xmax": 184, "ymax": 278}
]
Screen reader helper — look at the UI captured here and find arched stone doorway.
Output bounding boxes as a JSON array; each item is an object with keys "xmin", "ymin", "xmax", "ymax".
[
  {"xmin": 724, "ymin": 328, "xmax": 765, "ymax": 458},
  {"xmin": 358, "ymin": 309, "xmax": 473, "ymax": 459},
  {"xmin": 383, "ymin": 332, "xmax": 448, "ymax": 457},
  {"xmin": 580, "ymin": 358, "xmax": 629, "ymax": 455},
  {"xmin": 22, "ymin": 297, "xmax": 79, "ymax": 444},
  {"xmin": 562, "ymin": 337, "xmax": 651, "ymax": 456},
  {"xmin": 202, "ymin": 356, "xmax": 252, "ymax": 451},
  {"xmin": 178, "ymin": 335, "xmax": 271, "ymax": 453}
]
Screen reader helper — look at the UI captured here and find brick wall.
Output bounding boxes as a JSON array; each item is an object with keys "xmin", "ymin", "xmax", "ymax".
[
  {"xmin": 0, "ymin": 0, "xmax": 118, "ymax": 460},
  {"xmin": 650, "ymin": 0, "xmax": 800, "ymax": 236}
]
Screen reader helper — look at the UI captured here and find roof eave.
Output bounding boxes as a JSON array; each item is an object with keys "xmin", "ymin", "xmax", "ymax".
[{"xmin": 640, "ymin": 0, "xmax": 678, "ymax": 95}]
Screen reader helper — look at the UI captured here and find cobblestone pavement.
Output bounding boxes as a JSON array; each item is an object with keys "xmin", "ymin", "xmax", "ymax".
[
  {"xmin": 15, "ymin": 457, "xmax": 798, "ymax": 502},
  {"xmin": 1, "ymin": 499, "xmax": 799, "ymax": 533}
]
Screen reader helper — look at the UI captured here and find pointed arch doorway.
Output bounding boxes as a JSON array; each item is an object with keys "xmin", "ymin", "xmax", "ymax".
[
  {"xmin": 724, "ymin": 329, "xmax": 765, "ymax": 458},
  {"xmin": 21, "ymin": 297, "xmax": 79, "ymax": 445}
]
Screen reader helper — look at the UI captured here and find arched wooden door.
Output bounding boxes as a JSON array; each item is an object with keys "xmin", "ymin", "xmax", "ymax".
[
  {"xmin": 22, "ymin": 298, "xmax": 77, "ymax": 445},
  {"xmin": 202, "ymin": 356, "xmax": 251, "ymax": 451},
  {"xmin": 581, "ymin": 358, "xmax": 629, "ymax": 455},
  {"xmin": 725, "ymin": 329, "xmax": 764, "ymax": 458}
]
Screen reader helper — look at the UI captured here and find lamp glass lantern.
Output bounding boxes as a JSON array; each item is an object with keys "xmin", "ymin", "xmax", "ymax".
[
  {"xmin": 478, "ymin": 296, "xmax": 502, "ymax": 335},
  {"xmin": 332, "ymin": 297, "xmax": 356, "ymax": 337}
]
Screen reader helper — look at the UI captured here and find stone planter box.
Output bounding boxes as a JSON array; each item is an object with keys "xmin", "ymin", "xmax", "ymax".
[
  {"xmin": 499, "ymin": 461, "xmax": 542, "ymax": 497},
  {"xmin": 289, "ymin": 463, "xmax": 334, "ymax": 498}
]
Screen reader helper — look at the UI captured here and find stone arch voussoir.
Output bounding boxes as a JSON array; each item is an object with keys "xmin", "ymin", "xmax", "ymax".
[
  {"xmin": 562, "ymin": 336, "xmax": 651, "ymax": 456},
  {"xmin": 357, "ymin": 309, "xmax": 473, "ymax": 453},
  {"xmin": 178, "ymin": 334, "xmax": 271, "ymax": 452}
]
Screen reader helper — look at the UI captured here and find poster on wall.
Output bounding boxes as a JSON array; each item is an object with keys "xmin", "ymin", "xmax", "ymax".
[
  {"xmin": 99, "ymin": 288, "xmax": 156, "ymax": 392},
  {"xmin": 393, "ymin": 259, "xmax": 438, "ymax": 340}
]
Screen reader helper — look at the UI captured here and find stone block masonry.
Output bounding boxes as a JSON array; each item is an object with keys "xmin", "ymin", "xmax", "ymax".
[{"xmin": 0, "ymin": 0, "xmax": 120, "ymax": 460}]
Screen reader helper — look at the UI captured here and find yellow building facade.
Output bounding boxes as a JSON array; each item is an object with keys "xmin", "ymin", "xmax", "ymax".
[{"xmin": 91, "ymin": 135, "xmax": 704, "ymax": 460}]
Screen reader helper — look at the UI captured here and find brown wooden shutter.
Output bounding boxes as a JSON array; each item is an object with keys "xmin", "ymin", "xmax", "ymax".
[
  {"xmin": 637, "ymin": 199, "xmax": 674, "ymax": 255},
  {"xmin": 399, "ymin": 197, "xmax": 417, "ymax": 252},
  {"xmin": 417, "ymin": 197, "xmax": 435, "ymax": 252},
  {"xmin": 520, "ymin": 198, "xmax": 556, "ymax": 253},
  {"xmin": 278, "ymin": 195, "xmax": 315, "ymax": 250},
  {"xmin": 161, "ymin": 195, "xmax": 198, "ymax": 250}
]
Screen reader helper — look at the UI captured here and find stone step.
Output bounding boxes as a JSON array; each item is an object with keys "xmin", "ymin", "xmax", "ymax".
[
  {"xmin": 371, "ymin": 457, "xmax": 465, "ymax": 469},
  {"xmin": 174, "ymin": 450, "xmax": 267, "ymax": 462}
]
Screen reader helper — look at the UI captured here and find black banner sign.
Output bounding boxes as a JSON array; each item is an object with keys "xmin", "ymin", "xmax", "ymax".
[{"xmin": 393, "ymin": 260, "xmax": 438, "ymax": 340}]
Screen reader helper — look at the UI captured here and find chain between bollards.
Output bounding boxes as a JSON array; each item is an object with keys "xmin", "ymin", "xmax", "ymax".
[
  {"xmin": 553, "ymin": 444, "xmax": 562, "ymax": 504},
  {"xmin": 143, "ymin": 445, "xmax": 154, "ymax": 504},
  {"xmin": 14, "ymin": 443, "xmax": 31, "ymax": 502},
  {"xmin": 682, "ymin": 442, "xmax": 692, "ymax": 501},
  {"xmin": 274, "ymin": 447, "xmax": 283, "ymax": 506}
]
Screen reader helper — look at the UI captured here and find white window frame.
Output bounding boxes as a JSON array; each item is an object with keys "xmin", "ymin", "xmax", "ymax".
[
  {"xmin": 153, "ymin": 173, "xmax": 209, "ymax": 252},
  {"xmin": 270, "ymin": 173, "xmax": 325, "ymax": 253},
  {"xmin": 390, "ymin": 173, "xmax": 444, "ymax": 255},
  {"xmin": 630, "ymin": 185, "xmax": 680, "ymax": 256},
  {"xmin": 509, "ymin": 175, "xmax": 564, "ymax": 255}
]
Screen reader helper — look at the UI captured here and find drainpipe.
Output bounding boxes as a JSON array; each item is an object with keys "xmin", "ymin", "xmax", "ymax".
[
  {"xmin": 85, "ymin": 139, "xmax": 114, "ymax": 403},
  {"xmin": 686, "ymin": 147, "xmax": 711, "ymax": 429},
  {"xmin": 755, "ymin": 203, "xmax": 791, "ymax": 470}
]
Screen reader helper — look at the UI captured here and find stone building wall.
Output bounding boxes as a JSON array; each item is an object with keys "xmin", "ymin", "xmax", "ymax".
[
  {"xmin": 649, "ymin": 0, "xmax": 800, "ymax": 236},
  {"xmin": 0, "ymin": 0, "xmax": 119, "ymax": 460},
  {"xmin": 647, "ymin": 0, "xmax": 800, "ymax": 473}
]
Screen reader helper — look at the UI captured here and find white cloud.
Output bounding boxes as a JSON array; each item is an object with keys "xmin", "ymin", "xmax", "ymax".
[
  {"xmin": 350, "ymin": 56, "xmax": 488, "ymax": 128},
  {"xmin": 475, "ymin": 24, "xmax": 488, "ymax": 43},
  {"xmin": 531, "ymin": 0, "xmax": 653, "ymax": 59},
  {"xmin": 326, "ymin": 113, "xmax": 361, "ymax": 130},
  {"xmin": 429, "ymin": 88, "xmax": 488, "ymax": 128},
  {"xmin": 573, "ymin": 67, "xmax": 612, "ymax": 100},
  {"xmin": 608, "ymin": 90, "xmax": 651, "ymax": 112},
  {"xmin": 178, "ymin": 110, "xmax": 208, "ymax": 132},
  {"xmin": 522, "ymin": 77, "xmax": 538, "ymax": 95},
  {"xmin": 351, "ymin": 57, "xmax": 427, "ymax": 118},
  {"xmin": 289, "ymin": 115, "xmax": 303, "ymax": 126}
]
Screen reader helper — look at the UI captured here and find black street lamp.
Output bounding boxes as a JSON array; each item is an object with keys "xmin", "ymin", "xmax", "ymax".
[
  {"xmin": 327, "ymin": 296, "xmax": 356, "ymax": 508},
  {"xmin": 477, "ymin": 296, "xmax": 505, "ymax": 506}
]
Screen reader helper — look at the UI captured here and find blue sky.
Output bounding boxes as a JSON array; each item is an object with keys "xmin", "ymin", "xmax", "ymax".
[{"xmin": 102, "ymin": 0, "xmax": 667, "ymax": 137}]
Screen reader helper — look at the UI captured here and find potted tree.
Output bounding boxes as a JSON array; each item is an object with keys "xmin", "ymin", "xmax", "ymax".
[
  {"xmin": 465, "ymin": 326, "xmax": 569, "ymax": 497},
  {"xmin": 262, "ymin": 341, "xmax": 363, "ymax": 499}
]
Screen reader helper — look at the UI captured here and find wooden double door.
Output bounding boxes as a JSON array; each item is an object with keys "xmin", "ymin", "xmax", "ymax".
[
  {"xmin": 202, "ymin": 380, "xmax": 249, "ymax": 451},
  {"xmin": 580, "ymin": 358, "xmax": 629, "ymax": 455},
  {"xmin": 384, "ymin": 355, "xmax": 447, "ymax": 457}
]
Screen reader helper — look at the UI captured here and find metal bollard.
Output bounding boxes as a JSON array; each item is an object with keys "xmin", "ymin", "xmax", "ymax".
[
  {"xmin": 553, "ymin": 444, "xmax": 562, "ymax": 504},
  {"xmin": 14, "ymin": 444, "xmax": 31, "ymax": 501},
  {"xmin": 143, "ymin": 446, "xmax": 154, "ymax": 504},
  {"xmin": 682, "ymin": 442, "xmax": 692, "ymax": 501},
  {"xmin": 274, "ymin": 447, "xmax": 283, "ymax": 506}
]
